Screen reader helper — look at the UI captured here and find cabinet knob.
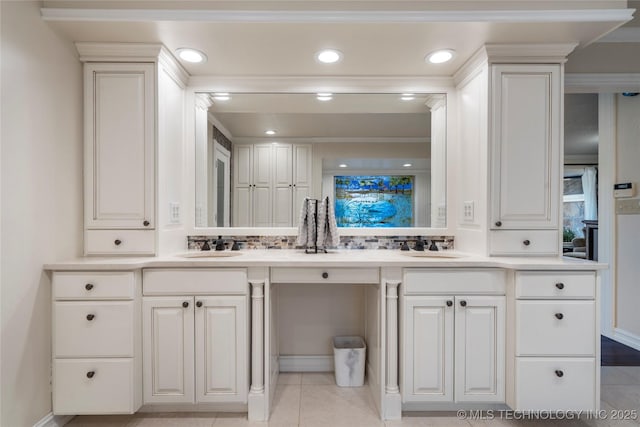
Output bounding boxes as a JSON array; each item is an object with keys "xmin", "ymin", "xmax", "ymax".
[
  {"xmin": 555, "ymin": 370, "xmax": 564, "ymax": 378},
  {"xmin": 322, "ymin": 272, "xmax": 329, "ymax": 279},
  {"xmin": 446, "ymin": 300, "xmax": 453, "ymax": 307},
  {"xmin": 114, "ymin": 239, "xmax": 122, "ymax": 246},
  {"xmin": 86, "ymin": 371, "xmax": 95, "ymax": 379},
  {"xmin": 85, "ymin": 283, "xmax": 94, "ymax": 291},
  {"xmin": 495, "ymin": 221, "xmax": 502, "ymax": 227},
  {"xmin": 86, "ymin": 314, "xmax": 95, "ymax": 321},
  {"xmin": 555, "ymin": 313, "xmax": 564, "ymax": 320},
  {"xmin": 196, "ymin": 301, "xmax": 203, "ymax": 308},
  {"xmin": 460, "ymin": 300, "xmax": 467, "ymax": 307},
  {"xmin": 523, "ymin": 239, "xmax": 531, "ymax": 246},
  {"xmin": 143, "ymin": 220, "xmax": 150, "ymax": 226},
  {"xmin": 182, "ymin": 301, "xmax": 189, "ymax": 308},
  {"xmin": 555, "ymin": 282, "xmax": 565, "ymax": 290}
]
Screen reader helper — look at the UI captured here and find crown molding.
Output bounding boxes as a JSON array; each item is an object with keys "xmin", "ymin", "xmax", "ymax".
[
  {"xmin": 158, "ymin": 47, "xmax": 190, "ymax": 88},
  {"xmin": 207, "ymin": 113, "xmax": 235, "ymax": 142},
  {"xmin": 565, "ymin": 73, "xmax": 640, "ymax": 93},
  {"xmin": 453, "ymin": 46, "xmax": 488, "ymax": 87},
  {"xmin": 424, "ymin": 94, "xmax": 446, "ymax": 110},
  {"xmin": 484, "ymin": 43, "xmax": 579, "ymax": 64},
  {"xmin": 596, "ymin": 27, "xmax": 640, "ymax": 43},
  {"xmin": 75, "ymin": 42, "xmax": 165, "ymax": 62},
  {"xmin": 195, "ymin": 93, "xmax": 213, "ymax": 110},
  {"xmin": 43, "ymin": 8, "xmax": 634, "ymax": 24}
]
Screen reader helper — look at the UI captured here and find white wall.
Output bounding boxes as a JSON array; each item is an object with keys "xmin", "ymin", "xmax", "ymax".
[
  {"xmin": 1, "ymin": 2, "xmax": 83, "ymax": 425},
  {"xmin": 614, "ymin": 94, "xmax": 640, "ymax": 343}
]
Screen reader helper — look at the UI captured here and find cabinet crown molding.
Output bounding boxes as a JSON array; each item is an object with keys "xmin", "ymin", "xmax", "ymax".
[{"xmin": 483, "ymin": 43, "xmax": 578, "ymax": 64}]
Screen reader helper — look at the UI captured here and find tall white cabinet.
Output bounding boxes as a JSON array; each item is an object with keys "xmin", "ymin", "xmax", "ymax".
[
  {"xmin": 488, "ymin": 63, "xmax": 562, "ymax": 256},
  {"xmin": 78, "ymin": 43, "xmax": 188, "ymax": 256},
  {"xmin": 233, "ymin": 143, "xmax": 312, "ymax": 227}
]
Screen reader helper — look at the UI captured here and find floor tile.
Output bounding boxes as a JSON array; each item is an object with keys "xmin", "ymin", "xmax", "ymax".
[
  {"xmin": 299, "ymin": 384, "xmax": 383, "ymax": 427},
  {"xmin": 268, "ymin": 385, "xmax": 301, "ymax": 426},
  {"xmin": 601, "ymin": 367, "xmax": 640, "ymax": 386},
  {"xmin": 278, "ymin": 373, "xmax": 302, "ymax": 385},
  {"xmin": 211, "ymin": 412, "xmax": 269, "ymax": 426},
  {"xmin": 66, "ymin": 415, "xmax": 136, "ymax": 427},
  {"xmin": 387, "ymin": 412, "xmax": 472, "ymax": 426},
  {"xmin": 601, "ymin": 385, "xmax": 640, "ymax": 414},
  {"xmin": 130, "ymin": 412, "xmax": 216, "ymax": 427},
  {"xmin": 300, "ymin": 372, "xmax": 335, "ymax": 385}
]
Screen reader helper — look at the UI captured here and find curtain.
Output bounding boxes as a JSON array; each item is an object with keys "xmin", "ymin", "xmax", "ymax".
[{"xmin": 582, "ymin": 166, "xmax": 597, "ymax": 220}]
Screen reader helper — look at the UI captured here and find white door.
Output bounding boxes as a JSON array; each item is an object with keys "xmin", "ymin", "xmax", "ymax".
[
  {"xmin": 490, "ymin": 64, "xmax": 560, "ymax": 230},
  {"xmin": 195, "ymin": 296, "xmax": 248, "ymax": 403},
  {"xmin": 403, "ymin": 296, "xmax": 454, "ymax": 403},
  {"xmin": 253, "ymin": 186, "xmax": 272, "ymax": 227},
  {"xmin": 143, "ymin": 297, "xmax": 194, "ymax": 404},
  {"xmin": 454, "ymin": 296, "xmax": 505, "ymax": 402},
  {"xmin": 293, "ymin": 144, "xmax": 312, "ymax": 187},
  {"xmin": 274, "ymin": 186, "xmax": 293, "ymax": 227},
  {"xmin": 233, "ymin": 187, "xmax": 252, "ymax": 227},
  {"xmin": 273, "ymin": 144, "xmax": 292, "ymax": 186},
  {"xmin": 85, "ymin": 63, "xmax": 155, "ymax": 229},
  {"xmin": 253, "ymin": 144, "xmax": 273, "ymax": 187},
  {"xmin": 211, "ymin": 142, "xmax": 231, "ymax": 227},
  {"xmin": 233, "ymin": 145, "xmax": 252, "ymax": 187}
]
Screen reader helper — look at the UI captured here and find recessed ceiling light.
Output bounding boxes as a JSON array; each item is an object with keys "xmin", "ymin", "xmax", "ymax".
[
  {"xmin": 339, "ymin": 164, "xmax": 348, "ymax": 168},
  {"xmin": 213, "ymin": 92, "xmax": 230, "ymax": 101},
  {"xmin": 176, "ymin": 48, "xmax": 207, "ymax": 64},
  {"xmin": 426, "ymin": 49, "xmax": 455, "ymax": 64},
  {"xmin": 265, "ymin": 130, "xmax": 277, "ymax": 135},
  {"xmin": 403, "ymin": 163, "xmax": 413, "ymax": 167},
  {"xmin": 317, "ymin": 92, "xmax": 333, "ymax": 101},
  {"xmin": 315, "ymin": 49, "xmax": 343, "ymax": 64}
]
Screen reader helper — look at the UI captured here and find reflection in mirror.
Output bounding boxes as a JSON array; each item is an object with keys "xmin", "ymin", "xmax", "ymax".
[{"xmin": 194, "ymin": 93, "xmax": 446, "ymax": 229}]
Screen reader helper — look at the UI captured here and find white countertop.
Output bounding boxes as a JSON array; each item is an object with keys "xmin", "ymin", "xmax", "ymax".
[{"xmin": 44, "ymin": 249, "xmax": 607, "ymax": 271}]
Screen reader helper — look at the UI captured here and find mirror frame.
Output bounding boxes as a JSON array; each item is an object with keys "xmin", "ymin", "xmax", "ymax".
[{"xmin": 186, "ymin": 76, "xmax": 457, "ymax": 237}]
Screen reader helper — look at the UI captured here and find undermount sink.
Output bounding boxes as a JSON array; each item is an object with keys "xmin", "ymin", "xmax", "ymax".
[
  {"xmin": 401, "ymin": 251, "xmax": 464, "ymax": 258},
  {"xmin": 180, "ymin": 251, "xmax": 244, "ymax": 258}
]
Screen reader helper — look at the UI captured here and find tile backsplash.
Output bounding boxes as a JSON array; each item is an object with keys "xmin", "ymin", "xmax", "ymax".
[{"xmin": 187, "ymin": 235, "xmax": 454, "ymax": 251}]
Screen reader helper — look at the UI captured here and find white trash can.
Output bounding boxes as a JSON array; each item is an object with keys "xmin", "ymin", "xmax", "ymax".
[{"xmin": 333, "ymin": 336, "xmax": 366, "ymax": 387}]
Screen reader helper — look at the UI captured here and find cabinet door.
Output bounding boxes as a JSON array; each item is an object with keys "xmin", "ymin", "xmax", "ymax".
[
  {"xmin": 273, "ymin": 144, "xmax": 292, "ymax": 186},
  {"xmin": 253, "ymin": 144, "xmax": 272, "ymax": 187},
  {"xmin": 292, "ymin": 185, "xmax": 310, "ymax": 227},
  {"xmin": 490, "ymin": 64, "xmax": 560, "ymax": 230},
  {"xmin": 403, "ymin": 297, "xmax": 454, "ymax": 403},
  {"xmin": 85, "ymin": 63, "xmax": 155, "ymax": 229},
  {"xmin": 455, "ymin": 296, "xmax": 505, "ymax": 402},
  {"xmin": 142, "ymin": 297, "xmax": 194, "ymax": 404},
  {"xmin": 293, "ymin": 144, "xmax": 312, "ymax": 187},
  {"xmin": 195, "ymin": 296, "xmax": 248, "ymax": 403},
  {"xmin": 253, "ymin": 186, "xmax": 272, "ymax": 227},
  {"xmin": 233, "ymin": 187, "xmax": 252, "ymax": 227},
  {"xmin": 233, "ymin": 144, "xmax": 252, "ymax": 187},
  {"xmin": 273, "ymin": 186, "xmax": 293, "ymax": 227}
]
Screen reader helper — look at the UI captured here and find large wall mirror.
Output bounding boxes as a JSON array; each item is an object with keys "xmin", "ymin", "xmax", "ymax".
[{"xmin": 194, "ymin": 92, "xmax": 447, "ymax": 232}]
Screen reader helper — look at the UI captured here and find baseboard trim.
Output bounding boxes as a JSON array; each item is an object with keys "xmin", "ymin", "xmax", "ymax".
[
  {"xmin": 279, "ymin": 355, "xmax": 333, "ymax": 372},
  {"xmin": 33, "ymin": 413, "xmax": 74, "ymax": 427},
  {"xmin": 612, "ymin": 328, "xmax": 640, "ymax": 352}
]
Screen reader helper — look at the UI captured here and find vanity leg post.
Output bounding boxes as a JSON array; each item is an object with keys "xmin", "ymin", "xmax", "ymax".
[
  {"xmin": 250, "ymin": 282, "xmax": 265, "ymax": 394},
  {"xmin": 384, "ymin": 280, "xmax": 402, "ymax": 420}
]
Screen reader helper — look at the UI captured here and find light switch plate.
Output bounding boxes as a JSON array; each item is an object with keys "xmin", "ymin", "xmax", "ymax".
[
  {"xmin": 463, "ymin": 201, "xmax": 474, "ymax": 222},
  {"xmin": 616, "ymin": 198, "xmax": 640, "ymax": 215},
  {"xmin": 169, "ymin": 202, "xmax": 181, "ymax": 224}
]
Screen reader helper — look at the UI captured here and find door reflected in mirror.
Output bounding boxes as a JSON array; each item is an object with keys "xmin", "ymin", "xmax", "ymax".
[{"xmin": 194, "ymin": 93, "xmax": 446, "ymax": 229}]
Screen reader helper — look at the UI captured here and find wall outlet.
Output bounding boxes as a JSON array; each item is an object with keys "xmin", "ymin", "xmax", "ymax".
[
  {"xmin": 169, "ymin": 202, "xmax": 181, "ymax": 224},
  {"xmin": 616, "ymin": 198, "xmax": 640, "ymax": 215},
  {"xmin": 463, "ymin": 201, "xmax": 474, "ymax": 222}
]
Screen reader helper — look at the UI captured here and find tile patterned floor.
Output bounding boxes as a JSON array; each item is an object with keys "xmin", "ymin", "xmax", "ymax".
[{"xmin": 67, "ymin": 369, "xmax": 640, "ymax": 427}]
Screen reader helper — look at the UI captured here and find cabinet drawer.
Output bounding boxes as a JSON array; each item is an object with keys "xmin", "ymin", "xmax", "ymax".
[
  {"xmin": 404, "ymin": 269, "xmax": 506, "ymax": 295},
  {"xmin": 53, "ymin": 271, "xmax": 134, "ymax": 300},
  {"xmin": 53, "ymin": 358, "xmax": 137, "ymax": 415},
  {"xmin": 271, "ymin": 267, "xmax": 379, "ymax": 284},
  {"xmin": 489, "ymin": 230, "xmax": 559, "ymax": 256},
  {"xmin": 85, "ymin": 230, "xmax": 155, "ymax": 256},
  {"xmin": 517, "ymin": 301, "xmax": 595, "ymax": 356},
  {"xmin": 143, "ymin": 268, "xmax": 248, "ymax": 295},
  {"xmin": 54, "ymin": 301, "xmax": 134, "ymax": 358},
  {"xmin": 516, "ymin": 271, "xmax": 596, "ymax": 299},
  {"xmin": 515, "ymin": 357, "xmax": 595, "ymax": 411}
]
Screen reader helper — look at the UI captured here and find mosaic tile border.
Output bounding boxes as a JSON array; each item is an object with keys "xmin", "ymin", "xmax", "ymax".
[{"xmin": 188, "ymin": 235, "xmax": 454, "ymax": 251}]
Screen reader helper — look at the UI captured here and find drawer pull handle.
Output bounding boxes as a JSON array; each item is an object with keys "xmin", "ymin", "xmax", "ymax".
[
  {"xmin": 86, "ymin": 371, "xmax": 95, "ymax": 379},
  {"xmin": 555, "ymin": 283, "xmax": 565, "ymax": 290},
  {"xmin": 495, "ymin": 221, "xmax": 502, "ymax": 227},
  {"xmin": 446, "ymin": 300, "xmax": 453, "ymax": 307},
  {"xmin": 523, "ymin": 239, "xmax": 531, "ymax": 246},
  {"xmin": 555, "ymin": 313, "xmax": 564, "ymax": 320},
  {"xmin": 196, "ymin": 301, "xmax": 203, "ymax": 308},
  {"xmin": 143, "ymin": 220, "xmax": 150, "ymax": 226},
  {"xmin": 555, "ymin": 370, "xmax": 564, "ymax": 378},
  {"xmin": 86, "ymin": 314, "xmax": 95, "ymax": 321},
  {"xmin": 460, "ymin": 300, "xmax": 467, "ymax": 307},
  {"xmin": 85, "ymin": 283, "xmax": 94, "ymax": 291},
  {"xmin": 114, "ymin": 239, "xmax": 122, "ymax": 246},
  {"xmin": 182, "ymin": 301, "xmax": 189, "ymax": 308},
  {"xmin": 322, "ymin": 272, "xmax": 329, "ymax": 279}
]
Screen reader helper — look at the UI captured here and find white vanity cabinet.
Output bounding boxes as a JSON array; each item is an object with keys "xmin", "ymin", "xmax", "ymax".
[
  {"xmin": 489, "ymin": 64, "xmax": 561, "ymax": 255},
  {"xmin": 402, "ymin": 269, "xmax": 506, "ymax": 405},
  {"xmin": 142, "ymin": 269, "xmax": 249, "ymax": 406},
  {"xmin": 52, "ymin": 271, "xmax": 142, "ymax": 415},
  {"xmin": 234, "ymin": 143, "xmax": 312, "ymax": 227},
  {"xmin": 508, "ymin": 271, "xmax": 598, "ymax": 411}
]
